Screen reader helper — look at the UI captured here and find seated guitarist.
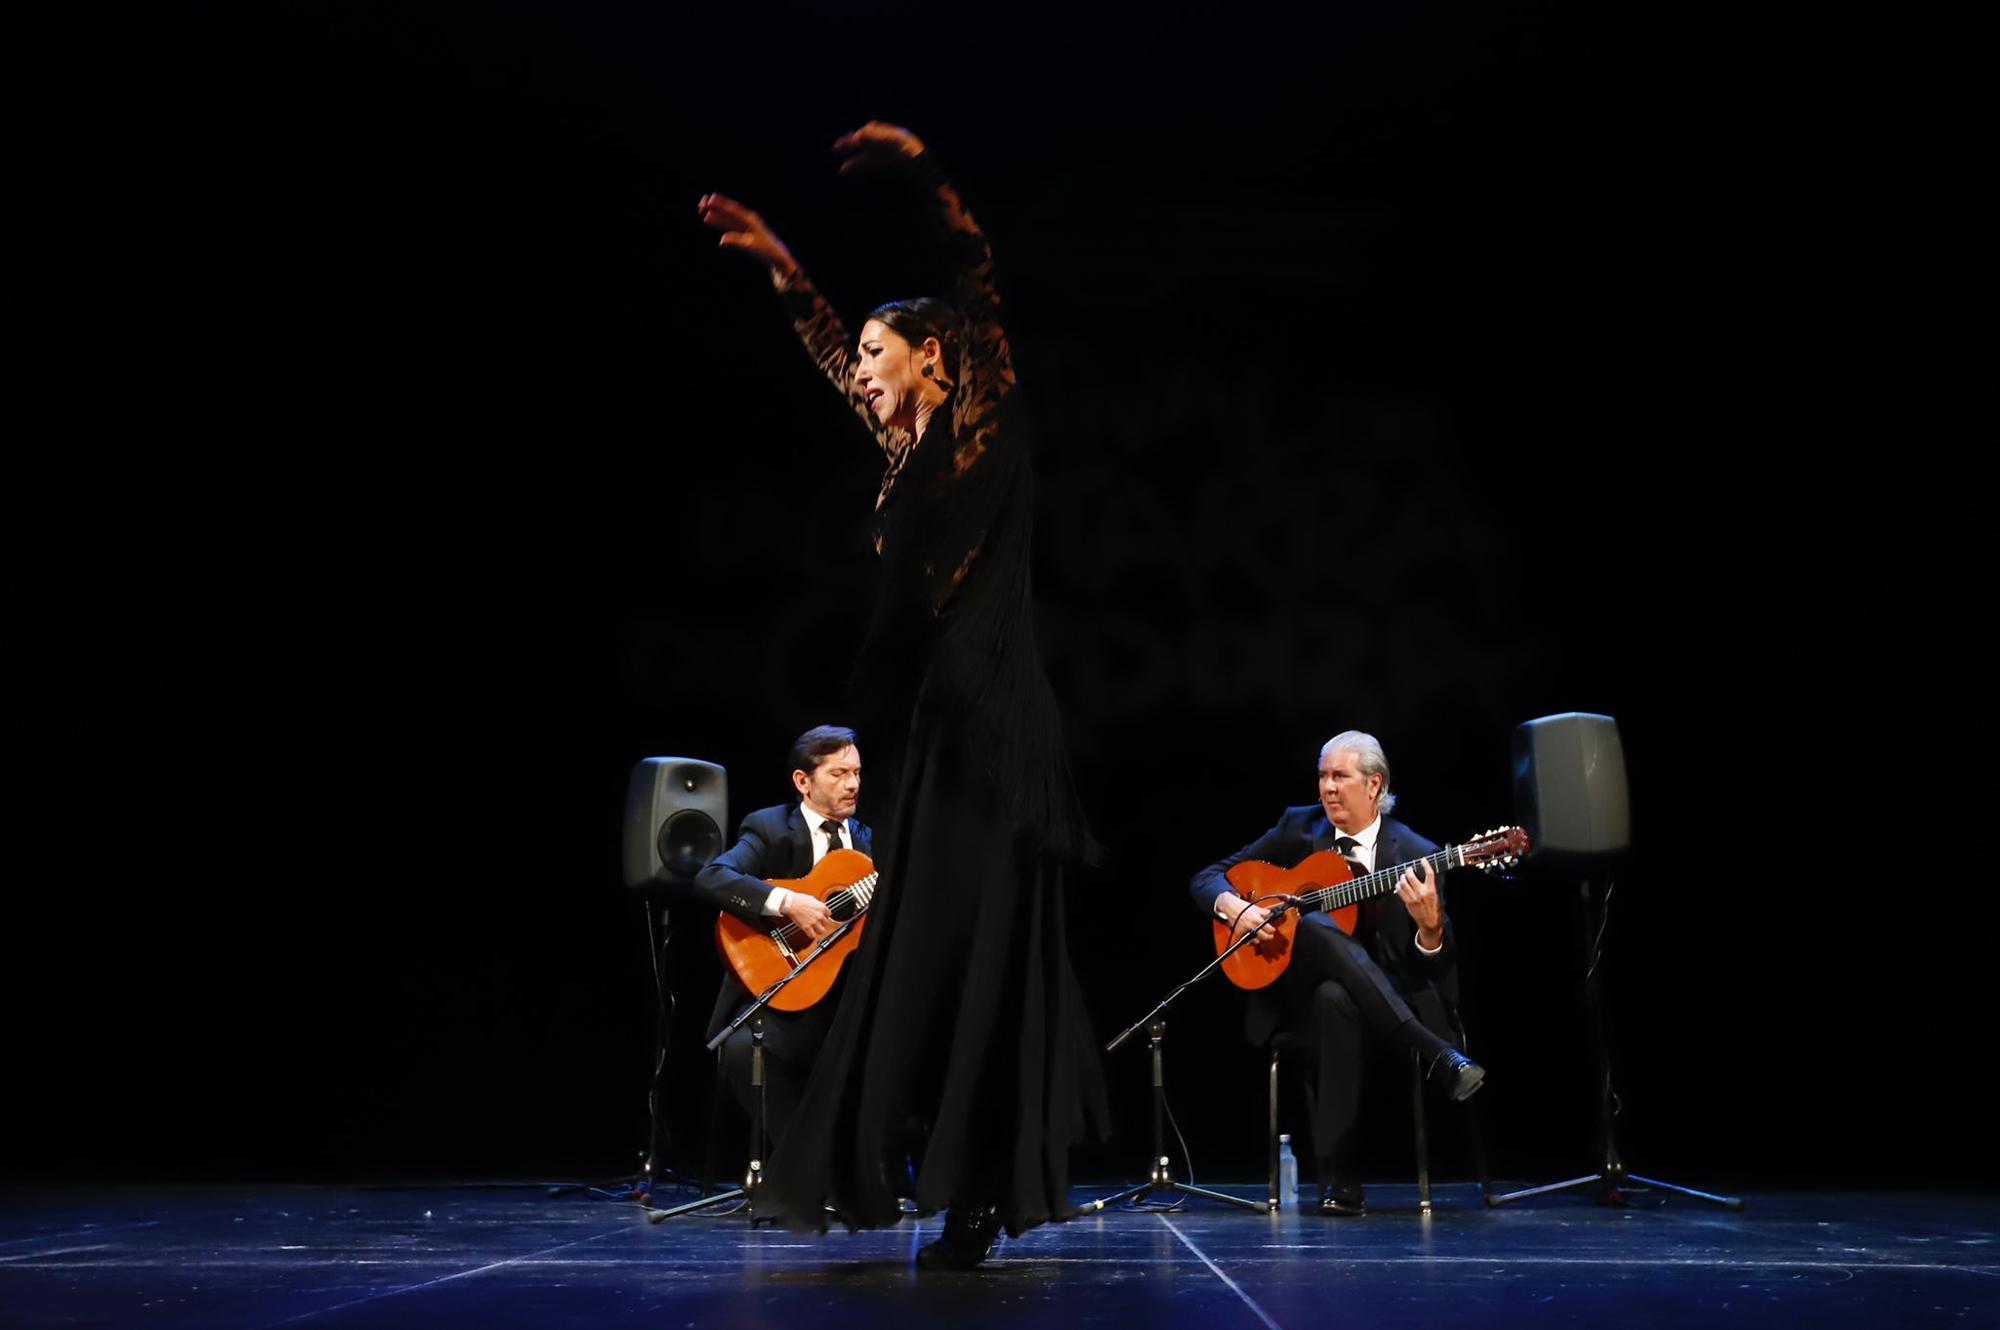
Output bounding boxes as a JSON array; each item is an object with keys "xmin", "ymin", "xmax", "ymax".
[
  {"xmin": 693, "ymin": 725, "xmax": 870, "ymax": 1149},
  {"xmin": 1188, "ymin": 729, "xmax": 1484, "ymax": 1216}
]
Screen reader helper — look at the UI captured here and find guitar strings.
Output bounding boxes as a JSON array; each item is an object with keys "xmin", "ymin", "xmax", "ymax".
[
  {"xmin": 768, "ymin": 874, "xmax": 881, "ymax": 949},
  {"xmin": 1300, "ymin": 843, "xmax": 1498, "ymax": 913},
  {"xmin": 1294, "ymin": 851, "xmax": 1442, "ymax": 913}
]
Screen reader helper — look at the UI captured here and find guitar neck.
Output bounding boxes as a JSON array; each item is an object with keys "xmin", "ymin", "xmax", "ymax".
[
  {"xmin": 1302, "ymin": 846, "xmax": 1463, "ymax": 914},
  {"xmin": 845, "ymin": 872, "xmax": 880, "ymax": 912}
]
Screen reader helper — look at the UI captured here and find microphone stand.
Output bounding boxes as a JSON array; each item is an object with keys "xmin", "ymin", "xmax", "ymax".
[
  {"xmin": 1079, "ymin": 896, "xmax": 1300, "ymax": 1215},
  {"xmin": 647, "ymin": 912, "xmax": 865, "ymax": 1222}
]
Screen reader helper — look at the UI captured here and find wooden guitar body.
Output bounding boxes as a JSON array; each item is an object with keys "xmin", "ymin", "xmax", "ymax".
[
  {"xmin": 1210, "ymin": 850, "xmax": 1356, "ymax": 991},
  {"xmin": 714, "ymin": 847, "xmax": 879, "ymax": 1010}
]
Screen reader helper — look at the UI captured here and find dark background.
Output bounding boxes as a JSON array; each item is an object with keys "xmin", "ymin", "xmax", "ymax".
[{"xmin": 15, "ymin": 4, "xmax": 1981, "ymax": 1190}]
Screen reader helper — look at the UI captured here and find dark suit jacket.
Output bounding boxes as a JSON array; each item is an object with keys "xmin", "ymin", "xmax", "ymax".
[
  {"xmin": 691, "ymin": 803, "xmax": 873, "ymax": 1039},
  {"xmin": 1189, "ymin": 805, "xmax": 1460, "ymax": 1045}
]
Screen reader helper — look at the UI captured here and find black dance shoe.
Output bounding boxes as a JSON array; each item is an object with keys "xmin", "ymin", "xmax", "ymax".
[
  {"xmin": 917, "ymin": 1205, "xmax": 1002, "ymax": 1269},
  {"xmin": 1316, "ymin": 1180, "xmax": 1367, "ymax": 1217},
  {"xmin": 1428, "ymin": 1047, "xmax": 1486, "ymax": 1101}
]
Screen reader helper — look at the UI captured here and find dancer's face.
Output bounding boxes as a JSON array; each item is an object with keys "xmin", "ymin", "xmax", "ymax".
[
  {"xmin": 795, "ymin": 745, "xmax": 862, "ymax": 822},
  {"xmin": 1318, "ymin": 747, "xmax": 1381, "ymax": 833},
  {"xmin": 854, "ymin": 320, "xmax": 932, "ymax": 431}
]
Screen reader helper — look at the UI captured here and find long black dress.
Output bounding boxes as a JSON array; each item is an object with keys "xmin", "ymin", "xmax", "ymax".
[{"xmin": 763, "ymin": 153, "xmax": 1107, "ymax": 1238}]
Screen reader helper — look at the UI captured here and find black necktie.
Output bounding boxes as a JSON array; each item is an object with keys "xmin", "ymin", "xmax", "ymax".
[
  {"xmin": 821, "ymin": 819, "xmax": 846, "ymax": 854},
  {"xmin": 1334, "ymin": 835, "xmax": 1375, "ymax": 933}
]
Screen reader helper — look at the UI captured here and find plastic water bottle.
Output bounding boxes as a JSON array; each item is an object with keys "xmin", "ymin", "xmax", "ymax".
[{"xmin": 1277, "ymin": 1134, "xmax": 1298, "ymax": 1205}]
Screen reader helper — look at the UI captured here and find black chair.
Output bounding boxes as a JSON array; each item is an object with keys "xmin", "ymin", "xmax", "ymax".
[{"xmin": 1266, "ymin": 1013, "xmax": 1491, "ymax": 1213}]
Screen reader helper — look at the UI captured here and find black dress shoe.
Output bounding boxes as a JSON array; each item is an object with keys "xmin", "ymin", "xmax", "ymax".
[
  {"xmin": 1429, "ymin": 1047, "xmax": 1486, "ymax": 1101},
  {"xmin": 917, "ymin": 1205, "xmax": 1001, "ymax": 1269},
  {"xmin": 1316, "ymin": 1181, "xmax": 1367, "ymax": 1216}
]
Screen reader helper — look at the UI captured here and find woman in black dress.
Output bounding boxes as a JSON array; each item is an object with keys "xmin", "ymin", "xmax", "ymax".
[{"xmin": 698, "ymin": 122, "xmax": 1105, "ymax": 1267}]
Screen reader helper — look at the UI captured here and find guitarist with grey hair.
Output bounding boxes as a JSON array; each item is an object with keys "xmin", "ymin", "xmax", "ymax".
[{"xmin": 1190, "ymin": 729, "xmax": 1484, "ymax": 1217}]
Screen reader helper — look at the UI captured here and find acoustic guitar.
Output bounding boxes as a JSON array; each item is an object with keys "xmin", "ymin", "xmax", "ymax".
[
  {"xmin": 1212, "ymin": 827, "xmax": 1529, "ymax": 990},
  {"xmin": 714, "ymin": 847, "xmax": 880, "ymax": 1010}
]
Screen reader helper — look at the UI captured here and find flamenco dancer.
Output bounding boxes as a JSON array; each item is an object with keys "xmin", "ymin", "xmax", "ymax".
[{"xmin": 698, "ymin": 123, "xmax": 1107, "ymax": 1268}]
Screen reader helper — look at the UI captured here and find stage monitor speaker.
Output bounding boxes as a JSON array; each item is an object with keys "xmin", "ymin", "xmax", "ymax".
[
  {"xmin": 623, "ymin": 757, "xmax": 728, "ymax": 888},
  {"xmin": 1512, "ymin": 712, "xmax": 1629, "ymax": 870}
]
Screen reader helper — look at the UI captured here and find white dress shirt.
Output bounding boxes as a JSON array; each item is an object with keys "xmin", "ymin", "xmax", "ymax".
[{"xmin": 762, "ymin": 803, "xmax": 852, "ymax": 916}]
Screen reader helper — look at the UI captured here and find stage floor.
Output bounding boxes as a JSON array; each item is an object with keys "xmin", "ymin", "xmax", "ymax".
[{"xmin": 2, "ymin": 1182, "xmax": 1994, "ymax": 1328}]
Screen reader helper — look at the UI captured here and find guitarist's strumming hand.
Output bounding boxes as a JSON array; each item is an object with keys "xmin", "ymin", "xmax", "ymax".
[
  {"xmin": 1217, "ymin": 894, "xmax": 1280, "ymax": 945},
  {"xmin": 1396, "ymin": 861, "xmax": 1445, "ymax": 952},
  {"xmin": 782, "ymin": 891, "xmax": 836, "ymax": 942}
]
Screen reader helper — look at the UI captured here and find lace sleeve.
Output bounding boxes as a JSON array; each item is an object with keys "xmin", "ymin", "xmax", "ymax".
[
  {"xmin": 912, "ymin": 154, "xmax": 1016, "ymax": 480},
  {"xmin": 773, "ymin": 264, "xmax": 915, "ymax": 476}
]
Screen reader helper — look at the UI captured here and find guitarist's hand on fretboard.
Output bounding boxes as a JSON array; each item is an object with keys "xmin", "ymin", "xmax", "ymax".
[{"xmin": 1394, "ymin": 861, "xmax": 1445, "ymax": 949}]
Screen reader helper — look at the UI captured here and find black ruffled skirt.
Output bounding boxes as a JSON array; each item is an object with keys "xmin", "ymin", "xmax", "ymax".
[{"xmin": 765, "ymin": 717, "xmax": 1108, "ymax": 1238}]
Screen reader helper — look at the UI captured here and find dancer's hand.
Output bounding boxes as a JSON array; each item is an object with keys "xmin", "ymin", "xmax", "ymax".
[
  {"xmin": 697, "ymin": 193, "xmax": 797, "ymax": 278},
  {"xmin": 833, "ymin": 121, "xmax": 926, "ymax": 174}
]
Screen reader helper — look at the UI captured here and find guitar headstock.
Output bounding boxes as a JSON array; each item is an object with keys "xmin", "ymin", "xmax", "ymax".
[{"xmin": 1462, "ymin": 826, "xmax": 1531, "ymax": 872}]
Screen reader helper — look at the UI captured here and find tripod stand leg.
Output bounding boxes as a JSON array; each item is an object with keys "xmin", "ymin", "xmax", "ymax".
[
  {"xmin": 1174, "ymin": 1181, "xmax": 1268, "ymax": 1212},
  {"xmin": 647, "ymin": 1186, "xmax": 748, "ymax": 1221},
  {"xmin": 1487, "ymin": 1169, "xmax": 1744, "ymax": 1210},
  {"xmin": 1079, "ymin": 1177, "xmax": 1266, "ymax": 1215},
  {"xmin": 1077, "ymin": 1181, "xmax": 1156, "ymax": 1214},
  {"xmin": 1485, "ymin": 1172, "xmax": 1612, "ymax": 1206},
  {"xmin": 1623, "ymin": 1173, "xmax": 1744, "ymax": 1210}
]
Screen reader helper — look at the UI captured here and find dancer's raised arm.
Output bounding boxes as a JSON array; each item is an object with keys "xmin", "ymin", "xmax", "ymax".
[
  {"xmin": 832, "ymin": 123, "xmax": 1014, "ymax": 466},
  {"xmin": 697, "ymin": 191, "xmax": 905, "ymax": 460}
]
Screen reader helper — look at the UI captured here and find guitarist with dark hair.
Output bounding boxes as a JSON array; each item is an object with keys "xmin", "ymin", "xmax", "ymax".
[
  {"xmin": 693, "ymin": 726, "xmax": 872, "ymax": 1148},
  {"xmin": 1190, "ymin": 730, "xmax": 1485, "ymax": 1217}
]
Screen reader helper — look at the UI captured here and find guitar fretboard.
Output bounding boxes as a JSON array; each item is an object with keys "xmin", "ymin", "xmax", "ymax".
[{"xmin": 1300, "ymin": 846, "xmax": 1465, "ymax": 915}]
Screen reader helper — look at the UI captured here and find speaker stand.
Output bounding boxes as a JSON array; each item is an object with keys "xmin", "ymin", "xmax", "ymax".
[
  {"xmin": 550, "ymin": 899, "xmax": 701, "ymax": 1207},
  {"xmin": 1486, "ymin": 878, "xmax": 1741, "ymax": 1211}
]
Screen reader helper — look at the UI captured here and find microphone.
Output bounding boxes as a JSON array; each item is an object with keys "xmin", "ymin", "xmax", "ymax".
[{"xmin": 1230, "ymin": 893, "xmax": 1300, "ymax": 943}]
